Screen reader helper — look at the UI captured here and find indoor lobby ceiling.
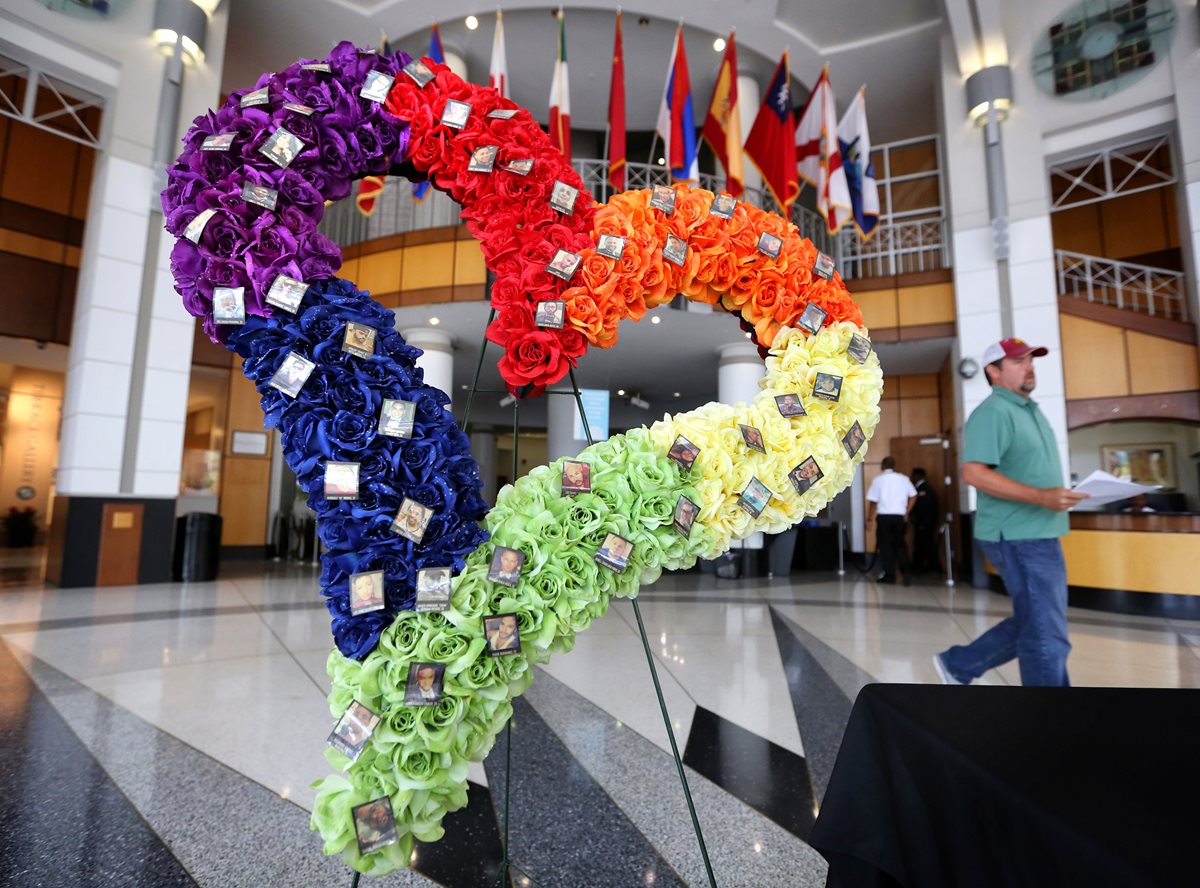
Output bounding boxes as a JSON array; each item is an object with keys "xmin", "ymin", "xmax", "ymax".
[{"xmin": 222, "ymin": 0, "xmax": 946, "ymax": 143}]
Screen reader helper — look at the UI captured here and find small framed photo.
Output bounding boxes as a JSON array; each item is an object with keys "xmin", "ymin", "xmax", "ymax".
[
  {"xmin": 301, "ymin": 62, "xmax": 331, "ymax": 73},
  {"xmin": 402, "ymin": 59, "xmax": 435, "ymax": 87},
  {"xmin": 266, "ymin": 274, "xmax": 308, "ymax": 313},
  {"xmin": 673, "ymin": 495, "xmax": 700, "ymax": 538},
  {"xmin": 549, "ymin": 180, "xmax": 578, "ymax": 214},
  {"xmin": 327, "ymin": 700, "xmax": 380, "ymax": 761},
  {"xmin": 596, "ymin": 234, "xmax": 626, "ymax": 260},
  {"xmin": 662, "ymin": 233, "xmax": 687, "ymax": 267},
  {"xmin": 201, "ymin": 132, "xmax": 235, "ymax": 152},
  {"xmin": 359, "ymin": 70, "xmax": 395, "ymax": 103},
  {"xmin": 468, "ymin": 145, "xmax": 499, "ymax": 173},
  {"xmin": 561, "ymin": 459, "xmax": 590, "ymax": 495},
  {"xmin": 484, "ymin": 613, "xmax": 522, "ymax": 656},
  {"xmin": 239, "ymin": 87, "xmax": 269, "ymax": 108},
  {"xmin": 404, "ymin": 662, "xmax": 445, "ymax": 706},
  {"xmin": 775, "ymin": 393, "xmax": 807, "ymax": 418},
  {"xmin": 324, "ymin": 461, "xmax": 360, "ymax": 501},
  {"xmin": 392, "ymin": 497, "xmax": 433, "ymax": 544},
  {"xmin": 709, "ymin": 193, "xmax": 737, "ymax": 219},
  {"xmin": 739, "ymin": 424, "xmax": 766, "ymax": 454},
  {"xmin": 378, "ymin": 398, "xmax": 415, "ymax": 438},
  {"xmin": 440, "ymin": 98, "xmax": 472, "ymax": 130},
  {"xmin": 546, "ymin": 249, "xmax": 581, "ymax": 282},
  {"xmin": 212, "ymin": 286, "xmax": 246, "ymax": 325},
  {"xmin": 650, "ymin": 185, "xmax": 677, "ymax": 214},
  {"xmin": 812, "ymin": 372, "xmax": 843, "ymax": 402},
  {"xmin": 241, "ymin": 182, "xmax": 278, "ymax": 210},
  {"xmin": 813, "ymin": 251, "xmax": 836, "ymax": 280},
  {"xmin": 847, "ymin": 333, "xmax": 872, "ymax": 364},
  {"xmin": 258, "ymin": 127, "xmax": 304, "ymax": 169},
  {"xmin": 668, "ymin": 434, "xmax": 700, "ymax": 473},
  {"xmin": 487, "ymin": 108, "xmax": 518, "ymax": 119},
  {"xmin": 757, "ymin": 231, "xmax": 783, "ymax": 259},
  {"xmin": 415, "ymin": 567, "xmax": 452, "ymax": 613},
  {"xmin": 342, "ymin": 322, "xmax": 376, "ymax": 359},
  {"xmin": 789, "ymin": 457, "xmax": 824, "ymax": 495},
  {"xmin": 797, "ymin": 302, "xmax": 829, "ymax": 335},
  {"xmin": 738, "ymin": 477, "xmax": 773, "ymax": 517},
  {"xmin": 283, "ymin": 102, "xmax": 315, "ymax": 116},
  {"xmin": 535, "ymin": 300, "xmax": 566, "ymax": 329},
  {"xmin": 183, "ymin": 208, "xmax": 216, "ymax": 244},
  {"xmin": 348, "ymin": 570, "xmax": 385, "ymax": 615},
  {"xmin": 487, "ymin": 546, "xmax": 525, "ymax": 588},
  {"xmin": 595, "ymin": 532, "xmax": 634, "ymax": 573},
  {"xmin": 842, "ymin": 421, "xmax": 866, "ymax": 458},
  {"xmin": 504, "ymin": 158, "xmax": 534, "ymax": 176},
  {"xmin": 352, "ymin": 797, "xmax": 398, "ymax": 856},
  {"xmin": 268, "ymin": 351, "xmax": 315, "ymax": 398}
]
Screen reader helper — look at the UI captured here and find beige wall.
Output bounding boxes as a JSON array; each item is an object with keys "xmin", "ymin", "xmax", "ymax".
[{"xmin": 0, "ymin": 367, "xmax": 63, "ymax": 528}]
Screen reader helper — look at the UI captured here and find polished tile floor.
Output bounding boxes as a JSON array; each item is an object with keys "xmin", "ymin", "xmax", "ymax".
[{"xmin": 1, "ymin": 559, "xmax": 1198, "ymax": 887}]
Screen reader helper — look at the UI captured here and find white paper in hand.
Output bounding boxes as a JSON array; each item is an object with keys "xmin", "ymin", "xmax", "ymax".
[{"xmin": 1070, "ymin": 470, "xmax": 1159, "ymax": 510}]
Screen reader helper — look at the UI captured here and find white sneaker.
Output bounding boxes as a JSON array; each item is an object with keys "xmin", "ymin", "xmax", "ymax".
[{"xmin": 932, "ymin": 653, "xmax": 965, "ymax": 685}]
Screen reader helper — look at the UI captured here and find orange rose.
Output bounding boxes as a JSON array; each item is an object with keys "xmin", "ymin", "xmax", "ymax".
[
  {"xmin": 675, "ymin": 189, "xmax": 709, "ymax": 233},
  {"xmin": 709, "ymin": 251, "xmax": 739, "ymax": 294},
  {"xmin": 641, "ymin": 248, "xmax": 670, "ymax": 306},
  {"xmin": 747, "ymin": 268, "xmax": 786, "ymax": 322},
  {"xmin": 615, "ymin": 237, "xmax": 650, "ymax": 281},
  {"xmin": 564, "ymin": 287, "xmax": 604, "ymax": 344},
  {"xmin": 579, "ymin": 250, "xmax": 619, "ymax": 301}
]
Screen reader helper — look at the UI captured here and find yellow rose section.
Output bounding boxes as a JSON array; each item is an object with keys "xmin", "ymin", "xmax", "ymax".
[{"xmin": 313, "ymin": 318, "xmax": 883, "ymax": 875}]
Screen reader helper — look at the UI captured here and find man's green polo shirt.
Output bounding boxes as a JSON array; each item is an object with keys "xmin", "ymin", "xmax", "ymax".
[{"xmin": 964, "ymin": 386, "xmax": 1067, "ymax": 542}]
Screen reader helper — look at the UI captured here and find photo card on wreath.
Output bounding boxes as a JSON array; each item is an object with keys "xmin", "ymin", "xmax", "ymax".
[
  {"xmin": 353, "ymin": 797, "xmax": 399, "ymax": 855},
  {"xmin": 484, "ymin": 613, "xmax": 522, "ymax": 655}
]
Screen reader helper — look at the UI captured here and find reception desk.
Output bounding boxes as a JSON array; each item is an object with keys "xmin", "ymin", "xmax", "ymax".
[{"xmin": 1062, "ymin": 513, "xmax": 1200, "ymax": 597}]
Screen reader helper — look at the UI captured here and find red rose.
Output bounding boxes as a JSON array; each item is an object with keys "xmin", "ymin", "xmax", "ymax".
[
  {"xmin": 498, "ymin": 328, "xmax": 574, "ymax": 389},
  {"xmin": 486, "ymin": 302, "xmax": 536, "ymax": 348}
]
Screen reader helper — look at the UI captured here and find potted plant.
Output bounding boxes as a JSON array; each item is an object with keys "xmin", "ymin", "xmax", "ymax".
[{"xmin": 3, "ymin": 507, "xmax": 37, "ymax": 548}]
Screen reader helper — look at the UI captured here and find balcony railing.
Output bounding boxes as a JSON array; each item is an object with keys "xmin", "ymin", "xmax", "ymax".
[
  {"xmin": 319, "ymin": 157, "xmax": 948, "ymax": 282},
  {"xmin": 1056, "ymin": 249, "xmax": 1188, "ymax": 321}
]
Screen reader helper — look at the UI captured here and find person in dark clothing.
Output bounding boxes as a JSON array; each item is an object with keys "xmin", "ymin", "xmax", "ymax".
[
  {"xmin": 866, "ymin": 457, "xmax": 917, "ymax": 585},
  {"xmin": 910, "ymin": 468, "xmax": 941, "ymax": 574}
]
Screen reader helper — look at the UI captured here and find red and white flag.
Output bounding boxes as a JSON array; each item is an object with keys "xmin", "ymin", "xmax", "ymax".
[
  {"xmin": 795, "ymin": 65, "xmax": 851, "ymax": 234},
  {"xmin": 548, "ymin": 10, "xmax": 571, "ymax": 159},
  {"xmin": 488, "ymin": 10, "xmax": 508, "ymax": 98}
]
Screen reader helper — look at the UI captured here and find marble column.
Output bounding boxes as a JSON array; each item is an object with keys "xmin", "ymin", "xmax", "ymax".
[
  {"xmin": 717, "ymin": 341, "xmax": 765, "ymax": 552},
  {"xmin": 469, "ymin": 428, "xmax": 498, "ymax": 504},
  {"xmin": 401, "ymin": 327, "xmax": 454, "ymax": 397}
]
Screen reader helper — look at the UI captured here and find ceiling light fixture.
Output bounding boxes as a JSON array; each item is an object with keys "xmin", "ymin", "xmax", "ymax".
[
  {"xmin": 673, "ymin": 391, "xmax": 681, "ymax": 398},
  {"xmin": 617, "ymin": 389, "xmax": 626, "ymax": 396},
  {"xmin": 152, "ymin": 0, "xmax": 208, "ymax": 65},
  {"xmin": 650, "ymin": 316, "xmax": 661, "ymax": 325},
  {"xmin": 465, "ymin": 15, "xmax": 479, "ymax": 30},
  {"xmin": 713, "ymin": 37, "xmax": 726, "ymax": 52},
  {"xmin": 429, "ymin": 317, "xmax": 441, "ymax": 325},
  {"xmin": 657, "ymin": 157, "xmax": 666, "ymax": 166}
]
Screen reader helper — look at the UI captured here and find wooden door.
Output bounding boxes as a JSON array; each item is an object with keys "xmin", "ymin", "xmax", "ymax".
[
  {"xmin": 97, "ymin": 503, "xmax": 143, "ymax": 586},
  {"xmin": 889, "ymin": 435, "xmax": 962, "ymax": 573}
]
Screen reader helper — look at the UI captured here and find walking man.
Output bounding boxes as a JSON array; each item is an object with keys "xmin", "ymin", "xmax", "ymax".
[
  {"xmin": 909, "ymin": 468, "xmax": 940, "ymax": 574},
  {"xmin": 866, "ymin": 456, "xmax": 917, "ymax": 585},
  {"xmin": 934, "ymin": 339, "xmax": 1087, "ymax": 687}
]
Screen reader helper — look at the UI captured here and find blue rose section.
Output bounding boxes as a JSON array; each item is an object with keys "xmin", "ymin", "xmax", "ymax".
[{"xmin": 227, "ymin": 278, "xmax": 490, "ymax": 659}]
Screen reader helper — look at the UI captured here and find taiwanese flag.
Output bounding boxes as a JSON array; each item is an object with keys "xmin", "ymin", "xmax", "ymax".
[
  {"xmin": 655, "ymin": 24, "xmax": 698, "ymax": 181},
  {"xmin": 744, "ymin": 52, "xmax": 798, "ymax": 212},
  {"xmin": 701, "ymin": 32, "xmax": 743, "ymax": 197},
  {"xmin": 412, "ymin": 24, "xmax": 445, "ymax": 202},
  {"xmin": 548, "ymin": 11, "xmax": 571, "ymax": 159},
  {"xmin": 607, "ymin": 10, "xmax": 626, "ymax": 191}
]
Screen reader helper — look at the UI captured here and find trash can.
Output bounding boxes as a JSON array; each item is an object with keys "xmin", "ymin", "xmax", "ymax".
[{"xmin": 173, "ymin": 513, "xmax": 223, "ymax": 582}]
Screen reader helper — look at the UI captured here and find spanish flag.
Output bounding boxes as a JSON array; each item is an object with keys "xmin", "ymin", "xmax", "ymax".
[{"xmin": 701, "ymin": 32, "xmax": 743, "ymax": 197}]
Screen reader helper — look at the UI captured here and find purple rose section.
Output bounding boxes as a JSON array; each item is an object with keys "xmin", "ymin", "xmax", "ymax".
[
  {"xmin": 227, "ymin": 278, "xmax": 489, "ymax": 660},
  {"xmin": 160, "ymin": 40, "xmax": 413, "ymax": 345}
]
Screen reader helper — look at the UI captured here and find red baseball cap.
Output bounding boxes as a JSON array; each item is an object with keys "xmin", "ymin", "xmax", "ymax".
[{"xmin": 982, "ymin": 338, "xmax": 1048, "ymax": 364}]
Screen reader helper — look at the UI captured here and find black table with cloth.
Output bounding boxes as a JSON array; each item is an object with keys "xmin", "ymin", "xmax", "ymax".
[{"xmin": 809, "ymin": 685, "xmax": 1198, "ymax": 888}]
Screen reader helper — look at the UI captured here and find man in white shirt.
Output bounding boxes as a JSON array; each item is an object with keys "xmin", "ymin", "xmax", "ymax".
[{"xmin": 866, "ymin": 456, "xmax": 918, "ymax": 586}]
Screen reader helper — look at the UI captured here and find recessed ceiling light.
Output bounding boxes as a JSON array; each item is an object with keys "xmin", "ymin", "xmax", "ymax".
[
  {"xmin": 713, "ymin": 37, "xmax": 726, "ymax": 52},
  {"xmin": 673, "ymin": 391, "xmax": 681, "ymax": 398},
  {"xmin": 657, "ymin": 157, "xmax": 666, "ymax": 166},
  {"xmin": 651, "ymin": 316, "xmax": 661, "ymax": 325},
  {"xmin": 465, "ymin": 15, "xmax": 479, "ymax": 30},
  {"xmin": 429, "ymin": 317, "xmax": 441, "ymax": 325},
  {"xmin": 744, "ymin": 331, "xmax": 751, "ymax": 339},
  {"xmin": 460, "ymin": 384, "xmax": 468, "ymax": 390},
  {"xmin": 617, "ymin": 389, "xmax": 626, "ymax": 396}
]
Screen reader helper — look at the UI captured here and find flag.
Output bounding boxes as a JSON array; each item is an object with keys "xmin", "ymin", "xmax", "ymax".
[
  {"xmin": 838, "ymin": 87, "xmax": 880, "ymax": 239},
  {"xmin": 655, "ymin": 24, "xmax": 698, "ymax": 181},
  {"xmin": 548, "ymin": 10, "xmax": 571, "ymax": 159},
  {"xmin": 412, "ymin": 24, "xmax": 445, "ymax": 202},
  {"xmin": 744, "ymin": 52, "xmax": 798, "ymax": 212},
  {"xmin": 607, "ymin": 10, "xmax": 626, "ymax": 191},
  {"xmin": 795, "ymin": 65, "xmax": 852, "ymax": 234},
  {"xmin": 701, "ymin": 32, "xmax": 743, "ymax": 197},
  {"xmin": 356, "ymin": 31, "xmax": 393, "ymax": 216},
  {"xmin": 489, "ymin": 11, "xmax": 508, "ymax": 98}
]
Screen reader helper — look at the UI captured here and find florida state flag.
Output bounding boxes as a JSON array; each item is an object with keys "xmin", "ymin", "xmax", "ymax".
[{"xmin": 744, "ymin": 53, "xmax": 798, "ymax": 212}]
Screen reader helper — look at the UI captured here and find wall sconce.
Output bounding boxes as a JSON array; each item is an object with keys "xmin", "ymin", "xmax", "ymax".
[
  {"xmin": 966, "ymin": 65, "xmax": 1013, "ymax": 126},
  {"xmin": 153, "ymin": 0, "xmax": 208, "ymax": 65}
]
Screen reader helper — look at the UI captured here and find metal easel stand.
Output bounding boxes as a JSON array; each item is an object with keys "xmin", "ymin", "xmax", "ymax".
[{"xmin": 448, "ymin": 311, "xmax": 717, "ymax": 888}]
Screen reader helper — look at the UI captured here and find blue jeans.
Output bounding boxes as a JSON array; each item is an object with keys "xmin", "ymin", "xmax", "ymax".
[{"xmin": 940, "ymin": 537, "xmax": 1071, "ymax": 687}]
